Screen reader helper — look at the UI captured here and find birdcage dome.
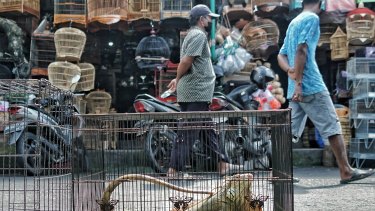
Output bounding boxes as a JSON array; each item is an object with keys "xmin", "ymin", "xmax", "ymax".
[{"xmin": 135, "ymin": 31, "xmax": 171, "ymax": 69}]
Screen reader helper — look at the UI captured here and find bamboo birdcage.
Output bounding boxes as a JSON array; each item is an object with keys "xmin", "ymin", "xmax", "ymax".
[
  {"xmin": 318, "ymin": 23, "xmax": 337, "ymax": 47},
  {"xmin": 330, "ymin": 27, "xmax": 348, "ymax": 61},
  {"xmin": 85, "ymin": 90, "xmax": 112, "ymax": 114},
  {"xmin": 87, "ymin": 0, "xmax": 128, "ymax": 24},
  {"xmin": 128, "ymin": 0, "xmax": 161, "ymax": 21},
  {"xmin": 346, "ymin": 6, "xmax": 375, "ymax": 46},
  {"xmin": 161, "ymin": 0, "xmax": 192, "ymax": 19},
  {"xmin": 240, "ymin": 19, "xmax": 279, "ymax": 53},
  {"xmin": 75, "ymin": 63, "xmax": 95, "ymax": 92},
  {"xmin": 54, "ymin": 0, "xmax": 87, "ymax": 26},
  {"xmin": 253, "ymin": 0, "xmax": 289, "ymax": 10},
  {"xmin": 48, "ymin": 61, "xmax": 81, "ymax": 91},
  {"xmin": 54, "ymin": 27, "xmax": 86, "ymax": 62},
  {"xmin": 30, "ymin": 32, "xmax": 56, "ymax": 76},
  {"xmin": 0, "ymin": 0, "xmax": 40, "ymax": 18}
]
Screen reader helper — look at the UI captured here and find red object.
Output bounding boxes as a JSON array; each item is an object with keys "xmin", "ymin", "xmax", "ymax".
[
  {"xmin": 8, "ymin": 106, "xmax": 21, "ymax": 115},
  {"xmin": 347, "ymin": 8, "xmax": 375, "ymax": 17},
  {"xmin": 209, "ymin": 98, "xmax": 227, "ymax": 111}
]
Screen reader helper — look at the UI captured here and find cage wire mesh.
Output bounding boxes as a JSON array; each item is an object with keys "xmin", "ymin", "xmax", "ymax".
[
  {"xmin": 161, "ymin": 0, "xmax": 192, "ymax": 18},
  {"xmin": 87, "ymin": 0, "xmax": 128, "ymax": 24},
  {"xmin": 0, "ymin": 0, "xmax": 40, "ymax": 18},
  {"xmin": 54, "ymin": 0, "xmax": 87, "ymax": 25},
  {"xmin": 0, "ymin": 79, "xmax": 77, "ymax": 210},
  {"xmin": 74, "ymin": 110, "xmax": 293, "ymax": 211}
]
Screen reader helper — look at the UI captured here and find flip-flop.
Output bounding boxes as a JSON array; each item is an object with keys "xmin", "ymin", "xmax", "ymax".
[{"xmin": 340, "ymin": 169, "xmax": 375, "ymax": 184}]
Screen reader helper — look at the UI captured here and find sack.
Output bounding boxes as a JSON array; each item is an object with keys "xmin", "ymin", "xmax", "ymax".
[{"xmin": 326, "ymin": 0, "xmax": 356, "ymax": 12}]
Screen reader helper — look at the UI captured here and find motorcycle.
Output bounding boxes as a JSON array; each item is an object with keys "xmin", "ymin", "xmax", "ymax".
[
  {"xmin": 133, "ymin": 65, "xmax": 275, "ymax": 173},
  {"xmin": 4, "ymin": 93, "xmax": 88, "ymax": 175}
]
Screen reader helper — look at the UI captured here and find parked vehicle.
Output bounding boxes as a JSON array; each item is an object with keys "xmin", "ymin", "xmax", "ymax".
[
  {"xmin": 3, "ymin": 94, "xmax": 88, "ymax": 175},
  {"xmin": 133, "ymin": 65, "xmax": 275, "ymax": 173}
]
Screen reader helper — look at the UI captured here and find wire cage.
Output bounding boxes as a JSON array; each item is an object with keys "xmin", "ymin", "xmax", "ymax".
[
  {"xmin": 54, "ymin": 27, "xmax": 87, "ymax": 62},
  {"xmin": 240, "ymin": 19, "xmax": 280, "ymax": 56},
  {"xmin": 87, "ymin": 0, "xmax": 128, "ymax": 25},
  {"xmin": 161, "ymin": 0, "xmax": 192, "ymax": 19},
  {"xmin": 128, "ymin": 0, "xmax": 161, "ymax": 21},
  {"xmin": 318, "ymin": 23, "xmax": 337, "ymax": 47},
  {"xmin": 0, "ymin": 79, "xmax": 75, "ymax": 211},
  {"xmin": 0, "ymin": 0, "xmax": 40, "ymax": 18},
  {"xmin": 346, "ymin": 7, "xmax": 375, "ymax": 46},
  {"xmin": 54, "ymin": 0, "xmax": 87, "ymax": 26},
  {"xmin": 85, "ymin": 90, "xmax": 112, "ymax": 114},
  {"xmin": 222, "ymin": 0, "xmax": 253, "ymax": 30},
  {"xmin": 73, "ymin": 110, "xmax": 293, "ymax": 211},
  {"xmin": 30, "ymin": 32, "xmax": 56, "ymax": 77},
  {"xmin": 48, "ymin": 61, "xmax": 82, "ymax": 91},
  {"xmin": 76, "ymin": 63, "xmax": 95, "ymax": 92},
  {"xmin": 135, "ymin": 30, "xmax": 171, "ymax": 69},
  {"xmin": 330, "ymin": 26, "xmax": 349, "ymax": 61}
]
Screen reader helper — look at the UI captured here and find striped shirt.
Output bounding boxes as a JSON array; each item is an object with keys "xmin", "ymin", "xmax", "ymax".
[{"xmin": 177, "ymin": 26, "xmax": 215, "ymax": 102}]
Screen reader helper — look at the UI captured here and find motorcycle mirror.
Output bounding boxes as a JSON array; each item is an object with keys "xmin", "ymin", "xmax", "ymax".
[{"xmin": 160, "ymin": 89, "xmax": 175, "ymax": 98}]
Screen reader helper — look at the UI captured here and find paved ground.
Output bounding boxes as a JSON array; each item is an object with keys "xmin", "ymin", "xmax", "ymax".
[{"xmin": 294, "ymin": 166, "xmax": 375, "ymax": 211}]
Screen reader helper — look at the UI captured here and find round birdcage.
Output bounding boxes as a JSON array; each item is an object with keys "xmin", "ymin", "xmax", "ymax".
[
  {"xmin": 76, "ymin": 63, "xmax": 95, "ymax": 92},
  {"xmin": 330, "ymin": 27, "xmax": 348, "ymax": 61},
  {"xmin": 135, "ymin": 29, "xmax": 170, "ymax": 69},
  {"xmin": 48, "ymin": 61, "xmax": 81, "ymax": 91},
  {"xmin": 54, "ymin": 27, "xmax": 87, "ymax": 62},
  {"xmin": 85, "ymin": 90, "xmax": 112, "ymax": 114},
  {"xmin": 346, "ymin": 6, "xmax": 375, "ymax": 46},
  {"xmin": 240, "ymin": 19, "xmax": 279, "ymax": 53}
]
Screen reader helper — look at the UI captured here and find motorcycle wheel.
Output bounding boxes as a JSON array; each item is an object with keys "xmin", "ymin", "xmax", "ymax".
[
  {"xmin": 218, "ymin": 123, "xmax": 244, "ymax": 165},
  {"xmin": 145, "ymin": 125, "xmax": 175, "ymax": 173},
  {"xmin": 16, "ymin": 132, "xmax": 45, "ymax": 176}
]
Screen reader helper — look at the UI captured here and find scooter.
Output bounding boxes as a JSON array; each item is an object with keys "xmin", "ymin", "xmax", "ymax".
[{"xmin": 4, "ymin": 93, "xmax": 88, "ymax": 175}]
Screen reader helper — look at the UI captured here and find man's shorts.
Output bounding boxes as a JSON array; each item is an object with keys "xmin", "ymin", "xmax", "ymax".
[{"xmin": 289, "ymin": 90, "xmax": 342, "ymax": 139}]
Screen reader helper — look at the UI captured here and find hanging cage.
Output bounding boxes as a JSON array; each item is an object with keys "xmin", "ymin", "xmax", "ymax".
[
  {"xmin": 54, "ymin": 27, "xmax": 87, "ymax": 62},
  {"xmin": 0, "ymin": 0, "xmax": 40, "ymax": 18},
  {"xmin": 85, "ymin": 90, "xmax": 112, "ymax": 114},
  {"xmin": 135, "ymin": 29, "xmax": 171, "ymax": 69},
  {"xmin": 240, "ymin": 19, "xmax": 279, "ymax": 60},
  {"xmin": 222, "ymin": 0, "xmax": 253, "ymax": 29},
  {"xmin": 346, "ymin": 6, "xmax": 375, "ymax": 46},
  {"xmin": 48, "ymin": 61, "xmax": 81, "ymax": 92},
  {"xmin": 76, "ymin": 63, "xmax": 95, "ymax": 92},
  {"xmin": 318, "ymin": 23, "xmax": 337, "ymax": 47},
  {"xmin": 161, "ymin": 0, "xmax": 192, "ymax": 19},
  {"xmin": 253, "ymin": 0, "xmax": 289, "ymax": 16},
  {"xmin": 87, "ymin": 0, "xmax": 128, "ymax": 24},
  {"xmin": 330, "ymin": 26, "xmax": 348, "ymax": 61},
  {"xmin": 128, "ymin": 0, "xmax": 161, "ymax": 21},
  {"xmin": 54, "ymin": 0, "xmax": 87, "ymax": 26}
]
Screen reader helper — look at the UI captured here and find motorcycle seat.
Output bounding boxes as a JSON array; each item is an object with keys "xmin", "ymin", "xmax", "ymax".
[{"xmin": 136, "ymin": 94, "xmax": 180, "ymax": 111}]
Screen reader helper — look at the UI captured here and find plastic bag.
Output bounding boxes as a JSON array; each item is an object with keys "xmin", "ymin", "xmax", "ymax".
[{"xmin": 326, "ymin": 0, "xmax": 355, "ymax": 12}]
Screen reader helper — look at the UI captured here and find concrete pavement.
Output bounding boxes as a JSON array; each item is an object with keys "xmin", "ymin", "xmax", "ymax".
[{"xmin": 294, "ymin": 166, "xmax": 375, "ymax": 211}]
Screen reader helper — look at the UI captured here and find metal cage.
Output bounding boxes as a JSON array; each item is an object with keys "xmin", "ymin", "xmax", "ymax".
[
  {"xmin": 87, "ymin": 0, "xmax": 128, "ymax": 24},
  {"xmin": 0, "ymin": 79, "xmax": 76, "ymax": 211},
  {"xmin": 54, "ymin": 0, "xmax": 87, "ymax": 26},
  {"xmin": 0, "ymin": 0, "xmax": 40, "ymax": 18},
  {"xmin": 74, "ymin": 110, "xmax": 293, "ymax": 211}
]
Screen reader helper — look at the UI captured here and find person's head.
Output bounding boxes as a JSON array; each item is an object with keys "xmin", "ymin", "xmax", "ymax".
[
  {"xmin": 189, "ymin": 4, "xmax": 219, "ymax": 28},
  {"xmin": 302, "ymin": 0, "xmax": 322, "ymax": 14}
]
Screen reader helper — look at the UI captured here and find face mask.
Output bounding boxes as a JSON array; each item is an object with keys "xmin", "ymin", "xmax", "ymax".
[{"xmin": 205, "ymin": 22, "xmax": 212, "ymax": 35}]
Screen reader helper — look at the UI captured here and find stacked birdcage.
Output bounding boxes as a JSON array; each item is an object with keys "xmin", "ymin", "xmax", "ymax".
[
  {"xmin": 0, "ymin": 0, "xmax": 40, "ymax": 18},
  {"xmin": 330, "ymin": 26, "xmax": 348, "ymax": 61},
  {"xmin": 85, "ymin": 90, "xmax": 112, "ymax": 114},
  {"xmin": 47, "ymin": 61, "xmax": 81, "ymax": 91},
  {"xmin": 87, "ymin": 0, "xmax": 128, "ymax": 24},
  {"xmin": 75, "ymin": 63, "xmax": 95, "ymax": 92},
  {"xmin": 240, "ymin": 19, "xmax": 279, "ymax": 59},
  {"xmin": 161, "ymin": 0, "xmax": 192, "ymax": 19},
  {"xmin": 128, "ymin": 0, "xmax": 161, "ymax": 21},
  {"xmin": 346, "ymin": 6, "xmax": 375, "ymax": 46},
  {"xmin": 54, "ymin": 0, "xmax": 87, "ymax": 26}
]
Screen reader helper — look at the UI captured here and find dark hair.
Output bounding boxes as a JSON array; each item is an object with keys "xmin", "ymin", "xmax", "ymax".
[
  {"xmin": 189, "ymin": 15, "xmax": 201, "ymax": 27},
  {"xmin": 302, "ymin": 0, "xmax": 321, "ymax": 8}
]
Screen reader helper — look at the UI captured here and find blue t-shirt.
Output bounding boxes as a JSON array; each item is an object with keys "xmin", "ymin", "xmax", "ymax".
[{"xmin": 279, "ymin": 11, "xmax": 327, "ymax": 99}]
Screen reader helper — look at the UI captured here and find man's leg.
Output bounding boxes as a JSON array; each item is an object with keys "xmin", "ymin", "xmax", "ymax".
[{"xmin": 328, "ymin": 134, "xmax": 352, "ymax": 179}]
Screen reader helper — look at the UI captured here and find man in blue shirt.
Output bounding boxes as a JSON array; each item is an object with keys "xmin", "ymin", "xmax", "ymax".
[{"xmin": 278, "ymin": 0, "xmax": 374, "ymax": 184}]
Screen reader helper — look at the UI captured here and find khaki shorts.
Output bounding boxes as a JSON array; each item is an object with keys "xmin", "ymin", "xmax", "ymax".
[{"xmin": 289, "ymin": 90, "xmax": 342, "ymax": 139}]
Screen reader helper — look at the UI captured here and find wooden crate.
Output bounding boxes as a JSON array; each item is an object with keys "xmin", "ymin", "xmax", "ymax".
[{"xmin": 0, "ymin": 0, "xmax": 40, "ymax": 18}]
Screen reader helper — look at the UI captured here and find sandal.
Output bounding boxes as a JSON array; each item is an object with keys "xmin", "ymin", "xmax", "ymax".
[{"xmin": 340, "ymin": 168, "xmax": 374, "ymax": 184}]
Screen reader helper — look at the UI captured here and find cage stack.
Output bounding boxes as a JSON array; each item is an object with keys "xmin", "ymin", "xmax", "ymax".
[
  {"xmin": 346, "ymin": 57, "xmax": 375, "ymax": 168},
  {"xmin": 330, "ymin": 26, "xmax": 349, "ymax": 61},
  {"xmin": 85, "ymin": 90, "xmax": 112, "ymax": 114},
  {"xmin": 87, "ymin": 0, "xmax": 128, "ymax": 25},
  {"xmin": 54, "ymin": 0, "xmax": 87, "ymax": 26}
]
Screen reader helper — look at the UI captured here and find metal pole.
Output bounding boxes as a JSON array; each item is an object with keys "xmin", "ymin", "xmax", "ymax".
[{"xmin": 210, "ymin": 0, "xmax": 216, "ymax": 60}]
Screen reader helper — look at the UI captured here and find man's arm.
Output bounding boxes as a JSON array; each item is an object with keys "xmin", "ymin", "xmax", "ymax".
[
  {"xmin": 167, "ymin": 56, "xmax": 194, "ymax": 91},
  {"xmin": 293, "ymin": 43, "xmax": 307, "ymax": 83}
]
